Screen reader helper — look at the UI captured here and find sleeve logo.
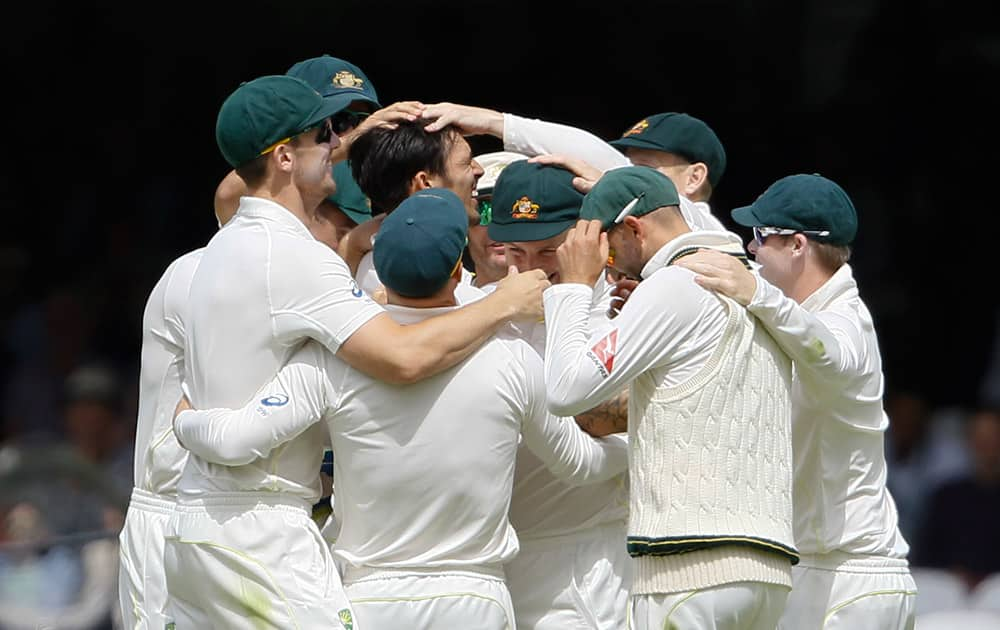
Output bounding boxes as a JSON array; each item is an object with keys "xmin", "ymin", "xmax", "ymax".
[
  {"xmin": 586, "ymin": 329, "xmax": 618, "ymax": 377},
  {"xmin": 260, "ymin": 394, "xmax": 289, "ymax": 407}
]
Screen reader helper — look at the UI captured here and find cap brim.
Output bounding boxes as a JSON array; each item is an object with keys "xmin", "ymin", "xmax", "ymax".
[
  {"xmin": 324, "ymin": 92, "xmax": 382, "ymax": 114},
  {"xmin": 303, "ymin": 97, "xmax": 351, "ymax": 131},
  {"xmin": 488, "ymin": 218, "xmax": 576, "ymax": 243},
  {"xmin": 730, "ymin": 204, "xmax": 762, "ymax": 227},
  {"xmin": 339, "ymin": 206, "xmax": 371, "ymax": 224},
  {"xmin": 609, "ymin": 136, "xmax": 669, "ymax": 152}
]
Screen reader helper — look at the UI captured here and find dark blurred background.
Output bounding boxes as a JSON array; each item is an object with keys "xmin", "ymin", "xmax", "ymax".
[{"xmin": 1, "ymin": 0, "xmax": 998, "ymax": 626}]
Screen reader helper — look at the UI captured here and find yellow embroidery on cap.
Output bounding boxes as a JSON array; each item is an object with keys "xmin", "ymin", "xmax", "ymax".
[
  {"xmin": 512, "ymin": 196, "xmax": 540, "ymax": 219},
  {"xmin": 623, "ymin": 119, "xmax": 649, "ymax": 137},
  {"xmin": 332, "ymin": 71, "xmax": 364, "ymax": 89}
]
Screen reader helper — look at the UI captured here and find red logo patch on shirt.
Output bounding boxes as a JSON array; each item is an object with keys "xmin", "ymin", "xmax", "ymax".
[{"xmin": 588, "ymin": 329, "xmax": 618, "ymax": 376}]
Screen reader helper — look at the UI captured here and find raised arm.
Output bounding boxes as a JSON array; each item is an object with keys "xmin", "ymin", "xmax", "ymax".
[{"xmin": 173, "ymin": 343, "xmax": 332, "ymax": 465}]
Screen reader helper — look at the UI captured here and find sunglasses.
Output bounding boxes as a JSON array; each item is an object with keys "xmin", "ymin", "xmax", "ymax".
[
  {"xmin": 257, "ymin": 118, "xmax": 336, "ymax": 157},
  {"xmin": 330, "ymin": 110, "xmax": 370, "ymax": 135},
  {"xmin": 753, "ymin": 226, "xmax": 831, "ymax": 247}
]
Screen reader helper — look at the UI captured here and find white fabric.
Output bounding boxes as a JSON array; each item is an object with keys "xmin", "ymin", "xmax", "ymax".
[
  {"xmin": 506, "ymin": 522, "xmax": 630, "ymax": 630},
  {"xmin": 173, "ymin": 302, "xmax": 626, "ymax": 572},
  {"xmin": 343, "ymin": 566, "xmax": 516, "ymax": 630},
  {"xmin": 119, "ymin": 249, "xmax": 201, "ymax": 628},
  {"xmin": 163, "ymin": 494, "xmax": 354, "ymax": 630},
  {"xmin": 915, "ymin": 610, "xmax": 1000, "ymax": 630},
  {"xmin": 779, "ymin": 554, "xmax": 916, "ymax": 629},
  {"xmin": 628, "ymin": 582, "xmax": 790, "ymax": 630},
  {"xmin": 502, "ymin": 113, "xmax": 726, "ymax": 232},
  {"xmin": 180, "ymin": 197, "xmax": 382, "ymax": 498},
  {"xmin": 502, "ymin": 274, "xmax": 630, "ymax": 628},
  {"xmin": 131, "ymin": 249, "xmax": 201, "ymax": 495},
  {"xmin": 118, "ymin": 488, "xmax": 175, "ymax": 630},
  {"xmin": 749, "ymin": 265, "xmax": 910, "ymax": 558}
]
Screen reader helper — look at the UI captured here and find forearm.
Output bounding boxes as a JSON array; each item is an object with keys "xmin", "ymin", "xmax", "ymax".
[
  {"xmin": 503, "ymin": 113, "xmax": 630, "ymax": 171},
  {"xmin": 574, "ymin": 388, "xmax": 629, "ymax": 437},
  {"xmin": 174, "ymin": 359, "xmax": 330, "ymax": 465},
  {"xmin": 341, "ymin": 294, "xmax": 515, "ymax": 384}
]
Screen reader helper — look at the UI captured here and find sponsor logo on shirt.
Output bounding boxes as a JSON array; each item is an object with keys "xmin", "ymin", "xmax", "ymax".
[
  {"xmin": 350, "ymin": 280, "xmax": 364, "ymax": 298},
  {"xmin": 261, "ymin": 394, "xmax": 289, "ymax": 407},
  {"xmin": 586, "ymin": 329, "xmax": 618, "ymax": 377},
  {"xmin": 338, "ymin": 609, "xmax": 354, "ymax": 630}
]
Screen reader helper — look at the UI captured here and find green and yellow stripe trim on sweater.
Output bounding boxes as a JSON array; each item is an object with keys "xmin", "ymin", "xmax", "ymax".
[{"xmin": 627, "ymin": 534, "xmax": 799, "ymax": 565}]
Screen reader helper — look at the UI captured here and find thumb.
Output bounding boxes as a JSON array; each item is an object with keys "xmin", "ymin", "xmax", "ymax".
[{"xmin": 572, "ymin": 176, "xmax": 594, "ymax": 194}]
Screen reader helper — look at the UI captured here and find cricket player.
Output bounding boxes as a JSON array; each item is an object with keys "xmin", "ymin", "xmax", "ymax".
[
  {"xmin": 543, "ymin": 165, "xmax": 797, "ymax": 630},
  {"xmin": 674, "ymin": 174, "xmax": 917, "ymax": 628},
  {"xmin": 173, "ymin": 189, "xmax": 627, "ymax": 629},
  {"xmin": 483, "ymin": 159, "xmax": 631, "ymax": 629},
  {"xmin": 163, "ymin": 76, "xmax": 547, "ymax": 630},
  {"xmin": 466, "ymin": 151, "xmax": 529, "ymax": 290}
]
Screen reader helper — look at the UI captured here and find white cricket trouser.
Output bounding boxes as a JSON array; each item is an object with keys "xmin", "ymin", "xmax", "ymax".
[
  {"xmin": 118, "ymin": 488, "xmax": 175, "ymax": 629},
  {"xmin": 778, "ymin": 553, "xmax": 917, "ymax": 630},
  {"xmin": 163, "ymin": 492, "xmax": 355, "ymax": 630},
  {"xmin": 628, "ymin": 581, "xmax": 790, "ymax": 630},
  {"xmin": 506, "ymin": 521, "xmax": 630, "ymax": 629},
  {"xmin": 343, "ymin": 564, "xmax": 516, "ymax": 629}
]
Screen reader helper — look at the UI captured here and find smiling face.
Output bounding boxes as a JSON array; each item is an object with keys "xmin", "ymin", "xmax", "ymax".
[
  {"xmin": 426, "ymin": 135, "xmax": 484, "ymax": 222},
  {"xmin": 504, "ymin": 231, "xmax": 568, "ymax": 283}
]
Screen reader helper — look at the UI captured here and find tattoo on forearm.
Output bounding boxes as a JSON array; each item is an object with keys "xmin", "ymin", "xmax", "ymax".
[{"xmin": 574, "ymin": 389, "xmax": 629, "ymax": 437}]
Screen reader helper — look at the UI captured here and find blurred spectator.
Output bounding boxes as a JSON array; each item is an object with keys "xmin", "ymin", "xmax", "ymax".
[
  {"xmin": 61, "ymin": 363, "xmax": 134, "ymax": 498},
  {"xmin": 915, "ymin": 407, "xmax": 1000, "ymax": 591},
  {"xmin": 884, "ymin": 389, "xmax": 970, "ymax": 544}
]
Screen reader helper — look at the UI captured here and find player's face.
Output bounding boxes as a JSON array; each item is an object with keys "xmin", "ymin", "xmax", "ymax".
[
  {"xmin": 293, "ymin": 119, "xmax": 339, "ymax": 200},
  {"xmin": 429, "ymin": 136, "xmax": 484, "ymax": 221},
  {"xmin": 467, "ymin": 223, "xmax": 507, "ymax": 285},
  {"xmin": 504, "ymin": 232, "xmax": 567, "ymax": 283},
  {"xmin": 606, "ymin": 223, "xmax": 643, "ymax": 279},
  {"xmin": 747, "ymin": 232, "xmax": 796, "ymax": 292}
]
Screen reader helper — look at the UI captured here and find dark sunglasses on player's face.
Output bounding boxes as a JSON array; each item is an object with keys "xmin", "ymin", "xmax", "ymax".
[
  {"xmin": 330, "ymin": 110, "xmax": 371, "ymax": 135},
  {"xmin": 314, "ymin": 118, "xmax": 335, "ymax": 144}
]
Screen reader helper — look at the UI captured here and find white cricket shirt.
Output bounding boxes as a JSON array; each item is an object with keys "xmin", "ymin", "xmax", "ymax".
[
  {"xmin": 132, "ymin": 249, "xmax": 202, "ymax": 495},
  {"xmin": 502, "ymin": 113, "xmax": 726, "ymax": 232},
  {"xmin": 748, "ymin": 264, "xmax": 909, "ymax": 557},
  {"xmin": 179, "ymin": 197, "xmax": 383, "ymax": 499},
  {"xmin": 175, "ymin": 303, "xmax": 626, "ymax": 569}
]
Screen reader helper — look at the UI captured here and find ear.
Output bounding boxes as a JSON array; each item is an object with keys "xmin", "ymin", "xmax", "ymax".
[
  {"xmin": 790, "ymin": 233, "xmax": 810, "ymax": 256},
  {"xmin": 684, "ymin": 163, "xmax": 709, "ymax": 196},
  {"xmin": 272, "ymin": 143, "xmax": 296, "ymax": 174},
  {"xmin": 622, "ymin": 215, "xmax": 644, "ymax": 240},
  {"xmin": 410, "ymin": 171, "xmax": 434, "ymax": 192}
]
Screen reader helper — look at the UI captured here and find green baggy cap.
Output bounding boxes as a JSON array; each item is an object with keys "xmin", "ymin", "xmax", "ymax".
[
  {"xmin": 580, "ymin": 166, "xmax": 680, "ymax": 231},
  {"xmin": 610, "ymin": 112, "xmax": 727, "ymax": 188},
  {"xmin": 731, "ymin": 173, "xmax": 857, "ymax": 245},
  {"xmin": 216, "ymin": 75, "xmax": 344, "ymax": 168},
  {"xmin": 488, "ymin": 161, "xmax": 583, "ymax": 242}
]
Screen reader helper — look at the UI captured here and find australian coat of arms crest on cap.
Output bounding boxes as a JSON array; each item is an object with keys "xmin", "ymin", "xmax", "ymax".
[
  {"xmin": 512, "ymin": 196, "xmax": 540, "ymax": 220},
  {"xmin": 623, "ymin": 119, "xmax": 649, "ymax": 137},
  {"xmin": 332, "ymin": 70, "xmax": 364, "ymax": 89}
]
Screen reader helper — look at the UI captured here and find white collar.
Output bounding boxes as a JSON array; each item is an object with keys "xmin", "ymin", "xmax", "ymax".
[{"xmin": 640, "ymin": 230, "xmax": 746, "ymax": 280}]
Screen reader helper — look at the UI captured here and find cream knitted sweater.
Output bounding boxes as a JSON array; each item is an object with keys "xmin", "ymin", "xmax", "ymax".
[{"xmin": 628, "ymin": 292, "xmax": 797, "ymax": 594}]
